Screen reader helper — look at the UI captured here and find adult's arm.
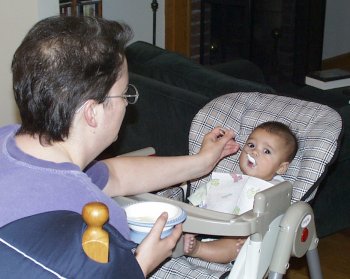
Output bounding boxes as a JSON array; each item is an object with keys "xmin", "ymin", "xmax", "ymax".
[{"xmin": 102, "ymin": 127, "xmax": 239, "ymax": 197}]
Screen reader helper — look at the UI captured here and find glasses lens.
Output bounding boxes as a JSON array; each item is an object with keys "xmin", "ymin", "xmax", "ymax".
[{"xmin": 126, "ymin": 84, "xmax": 139, "ymax": 104}]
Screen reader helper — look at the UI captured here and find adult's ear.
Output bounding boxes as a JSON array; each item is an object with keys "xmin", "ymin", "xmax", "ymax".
[
  {"xmin": 276, "ymin": 161, "xmax": 290, "ymax": 175},
  {"xmin": 83, "ymin": 100, "xmax": 98, "ymax": 128}
]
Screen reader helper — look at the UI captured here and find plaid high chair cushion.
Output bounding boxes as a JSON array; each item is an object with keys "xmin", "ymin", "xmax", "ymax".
[{"xmin": 188, "ymin": 92, "xmax": 343, "ymax": 202}]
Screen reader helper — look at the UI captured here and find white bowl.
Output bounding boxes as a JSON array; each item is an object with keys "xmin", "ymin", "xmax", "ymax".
[{"xmin": 124, "ymin": 201, "xmax": 186, "ymax": 244}]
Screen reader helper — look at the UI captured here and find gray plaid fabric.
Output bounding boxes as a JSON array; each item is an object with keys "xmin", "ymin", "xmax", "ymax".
[
  {"xmin": 150, "ymin": 256, "xmax": 231, "ymax": 279},
  {"xmin": 151, "ymin": 92, "xmax": 342, "ymax": 278},
  {"xmin": 188, "ymin": 92, "xmax": 342, "ymax": 202},
  {"xmin": 156, "ymin": 186, "xmax": 184, "ymax": 201}
]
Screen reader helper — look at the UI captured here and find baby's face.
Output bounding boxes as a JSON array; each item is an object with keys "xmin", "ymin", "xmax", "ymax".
[{"xmin": 239, "ymin": 128, "xmax": 289, "ymax": 181}]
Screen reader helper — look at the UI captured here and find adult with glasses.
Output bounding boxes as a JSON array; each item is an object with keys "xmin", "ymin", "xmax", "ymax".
[{"xmin": 0, "ymin": 16, "xmax": 239, "ymax": 277}]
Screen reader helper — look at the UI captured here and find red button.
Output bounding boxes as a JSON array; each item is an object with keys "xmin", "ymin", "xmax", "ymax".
[{"xmin": 301, "ymin": 227, "xmax": 309, "ymax": 242}]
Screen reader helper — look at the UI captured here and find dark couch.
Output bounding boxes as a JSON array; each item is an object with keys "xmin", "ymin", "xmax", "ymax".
[
  {"xmin": 103, "ymin": 41, "xmax": 350, "ymax": 238},
  {"xmin": 104, "ymin": 41, "xmax": 274, "ymax": 157}
]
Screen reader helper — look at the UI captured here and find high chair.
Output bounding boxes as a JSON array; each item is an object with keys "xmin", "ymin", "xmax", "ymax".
[{"xmin": 115, "ymin": 92, "xmax": 342, "ymax": 279}]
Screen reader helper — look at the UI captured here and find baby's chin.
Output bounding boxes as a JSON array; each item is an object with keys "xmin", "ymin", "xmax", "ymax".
[
  {"xmin": 240, "ymin": 165, "xmax": 254, "ymax": 176},
  {"xmin": 241, "ymin": 167, "xmax": 270, "ymax": 181}
]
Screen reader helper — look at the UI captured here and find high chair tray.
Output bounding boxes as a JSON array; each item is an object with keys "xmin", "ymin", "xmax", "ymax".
[{"xmin": 114, "ymin": 181, "xmax": 292, "ymax": 237}]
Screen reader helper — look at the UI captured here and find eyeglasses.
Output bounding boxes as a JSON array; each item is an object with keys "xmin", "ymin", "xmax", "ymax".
[{"xmin": 105, "ymin": 84, "xmax": 139, "ymax": 104}]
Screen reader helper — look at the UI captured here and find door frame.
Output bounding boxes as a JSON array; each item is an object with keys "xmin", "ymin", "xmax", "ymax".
[{"xmin": 165, "ymin": 0, "xmax": 191, "ymax": 57}]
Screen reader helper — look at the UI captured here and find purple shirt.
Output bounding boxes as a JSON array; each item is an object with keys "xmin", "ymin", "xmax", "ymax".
[{"xmin": 0, "ymin": 125, "xmax": 130, "ymax": 239}]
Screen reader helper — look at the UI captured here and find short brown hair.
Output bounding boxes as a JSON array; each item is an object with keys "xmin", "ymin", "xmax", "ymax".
[{"xmin": 12, "ymin": 16, "xmax": 133, "ymax": 144}]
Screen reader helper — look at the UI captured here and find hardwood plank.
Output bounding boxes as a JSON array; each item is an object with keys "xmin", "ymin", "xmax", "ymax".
[{"xmin": 285, "ymin": 229, "xmax": 350, "ymax": 278}]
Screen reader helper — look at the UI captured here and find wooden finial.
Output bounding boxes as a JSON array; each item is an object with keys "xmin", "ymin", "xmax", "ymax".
[{"xmin": 82, "ymin": 202, "xmax": 109, "ymax": 263}]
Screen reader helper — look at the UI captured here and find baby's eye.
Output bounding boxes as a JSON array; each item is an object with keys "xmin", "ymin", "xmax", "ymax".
[
  {"xmin": 264, "ymin": 149, "xmax": 271, "ymax": 154},
  {"xmin": 246, "ymin": 143, "xmax": 254, "ymax": 149}
]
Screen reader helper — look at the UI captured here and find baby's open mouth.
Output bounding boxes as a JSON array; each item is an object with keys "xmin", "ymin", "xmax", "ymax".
[{"xmin": 247, "ymin": 154, "xmax": 256, "ymax": 167}]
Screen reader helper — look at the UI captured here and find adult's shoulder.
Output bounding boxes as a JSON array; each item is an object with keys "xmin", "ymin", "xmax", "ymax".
[
  {"xmin": 0, "ymin": 124, "xmax": 20, "ymax": 136},
  {"xmin": 84, "ymin": 160, "xmax": 109, "ymax": 190}
]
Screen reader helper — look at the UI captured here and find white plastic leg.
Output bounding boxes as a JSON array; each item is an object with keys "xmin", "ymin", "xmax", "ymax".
[
  {"xmin": 228, "ymin": 215, "xmax": 284, "ymax": 279},
  {"xmin": 306, "ymin": 248, "xmax": 323, "ymax": 279}
]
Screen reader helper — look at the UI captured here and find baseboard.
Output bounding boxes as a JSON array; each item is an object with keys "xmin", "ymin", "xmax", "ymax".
[{"xmin": 322, "ymin": 52, "xmax": 350, "ymax": 71}]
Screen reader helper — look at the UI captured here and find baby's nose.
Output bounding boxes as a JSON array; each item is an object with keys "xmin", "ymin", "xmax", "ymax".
[{"xmin": 251, "ymin": 150, "xmax": 259, "ymax": 157}]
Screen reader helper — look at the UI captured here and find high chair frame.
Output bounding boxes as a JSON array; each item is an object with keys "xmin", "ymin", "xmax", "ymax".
[
  {"xmin": 116, "ymin": 91, "xmax": 341, "ymax": 278},
  {"xmin": 115, "ymin": 180, "xmax": 322, "ymax": 278}
]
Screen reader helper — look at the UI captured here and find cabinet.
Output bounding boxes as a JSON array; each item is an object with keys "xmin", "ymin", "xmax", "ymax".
[{"xmin": 59, "ymin": 0, "xmax": 102, "ymax": 17}]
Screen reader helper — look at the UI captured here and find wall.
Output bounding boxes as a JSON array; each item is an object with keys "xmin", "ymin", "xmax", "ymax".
[
  {"xmin": 103, "ymin": 0, "xmax": 165, "ymax": 48},
  {"xmin": 0, "ymin": 0, "xmax": 58, "ymax": 125},
  {"xmin": 0, "ymin": 0, "xmax": 165, "ymax": 125},
  {"xmin": 1, "ymin": 0, "xmax": 348, "ymax": 124},
  {"xmin": 323, "ymin": 0, "xmax": 350, "ymax": 59}
]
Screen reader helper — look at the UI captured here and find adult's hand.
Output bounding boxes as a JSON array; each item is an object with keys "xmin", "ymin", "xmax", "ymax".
[
  {"xmin": 198, "ymin": 127, "xmax": 240, "ymax": 171},
  {"xmin": 135, "ymin": 212, "xmax": 182, "ymax": 277}
]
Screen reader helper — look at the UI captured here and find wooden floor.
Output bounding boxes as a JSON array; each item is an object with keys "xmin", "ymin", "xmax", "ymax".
[{"xmin": 285, "ymin": 229, "xmax": 350, "ymax": 278}]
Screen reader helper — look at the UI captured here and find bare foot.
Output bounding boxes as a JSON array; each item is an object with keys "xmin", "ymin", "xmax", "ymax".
[
  {"xmin": 234, "ymin": 238, "xmax": 246, "ymax": 258},
  {"xmin": 183, "ymin": 233, "xmax": 200, "ymax": 256}
]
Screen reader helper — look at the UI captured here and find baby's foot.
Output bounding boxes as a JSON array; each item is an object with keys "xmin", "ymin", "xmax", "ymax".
[
  {"xmin": 183, "ymin": 233, "xmax": 200, "ymax": 256},
  {"xmin": 233, "ymin": 238, "xmax": 246, "ymax": 259}
]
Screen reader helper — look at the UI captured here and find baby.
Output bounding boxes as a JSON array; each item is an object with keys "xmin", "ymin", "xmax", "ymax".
[{"xmin": 184, "ymin": 121, "xmax": 298, "ymax": 264}]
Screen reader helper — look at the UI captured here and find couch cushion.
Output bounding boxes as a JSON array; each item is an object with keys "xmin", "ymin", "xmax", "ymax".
[
  {"xmin": 126, "ymin": 41, "xmax": 275, "ymax": 100},
  {"xmin": 312, "ymin": 104, "xmax": 350, "ymax": 237},
  {"xmin": 210, "ymin": 60, "xmax": 266, "ymax": 84},
  {"xmin": 102, "ymin": 73, "xmax": 209, "ymax": 157}
]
